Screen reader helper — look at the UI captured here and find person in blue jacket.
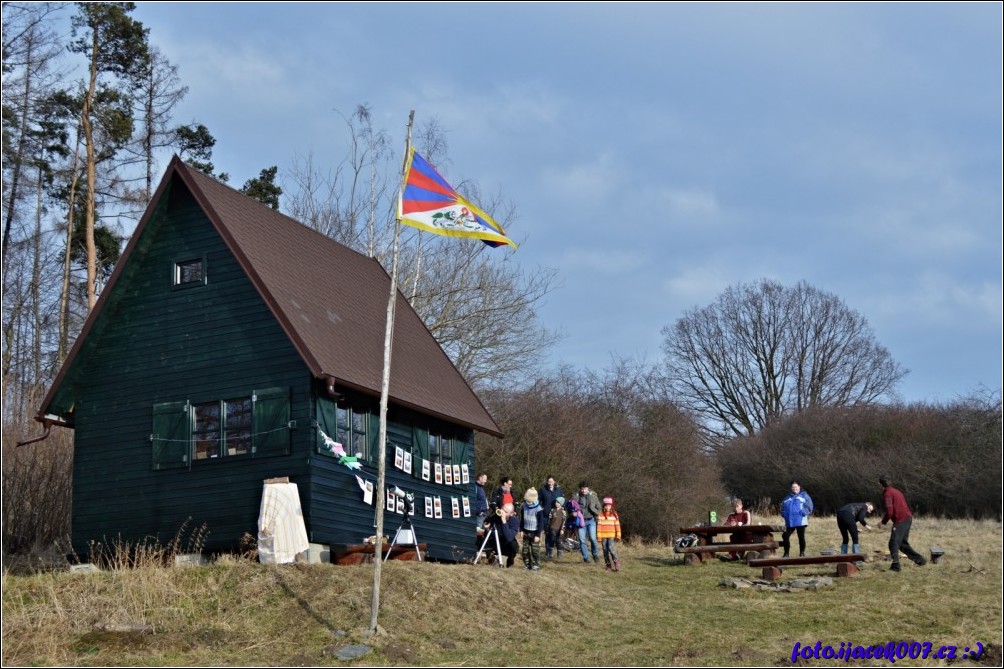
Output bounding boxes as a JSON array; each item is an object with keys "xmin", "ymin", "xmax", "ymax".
[{"xmin": 780, "ymin": 480, "xmax": 813, "ymax": 557}]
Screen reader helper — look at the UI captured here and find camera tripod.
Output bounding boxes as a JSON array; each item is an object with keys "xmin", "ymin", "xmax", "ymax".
[
  {"xmin": 384, "ymin": 511, "xmax": 423, "ymax": 562},
  {"xmin": 474, "ymin": 518, "xmax": 504, "ymax": 567}
]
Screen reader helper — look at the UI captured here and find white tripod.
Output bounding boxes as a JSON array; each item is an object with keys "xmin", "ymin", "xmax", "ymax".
[{"xmin": 474, "ymin": 516, "xmax": 504, "ymax": 567}]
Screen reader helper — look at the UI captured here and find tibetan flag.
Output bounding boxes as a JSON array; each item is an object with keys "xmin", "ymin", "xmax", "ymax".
[{"xmin": 398, "ymin": 148, "xmax": 517, "ymax": 249}]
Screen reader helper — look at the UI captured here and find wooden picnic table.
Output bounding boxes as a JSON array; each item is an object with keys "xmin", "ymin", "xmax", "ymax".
[{"xmin": 676, "ymin": 524, "xmax": 781, "ymax": 564}]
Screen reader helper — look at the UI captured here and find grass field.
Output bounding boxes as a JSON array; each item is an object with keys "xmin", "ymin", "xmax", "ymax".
[{"xmin": 2, "ymin": 516, "xmax": 1001, "ymax": 666}]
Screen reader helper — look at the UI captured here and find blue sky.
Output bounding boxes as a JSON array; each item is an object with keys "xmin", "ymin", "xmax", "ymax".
[{"xmin": 129, "ymin": 2, "xmax": 1001, "ymax": 404}]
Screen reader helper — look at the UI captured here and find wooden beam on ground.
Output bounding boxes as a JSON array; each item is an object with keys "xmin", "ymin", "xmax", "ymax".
[{"xmin": 749, "ymin": 554, "xmax": 861, "ymax": 568}]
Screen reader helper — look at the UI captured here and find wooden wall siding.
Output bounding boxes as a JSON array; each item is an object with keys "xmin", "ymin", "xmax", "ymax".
[
  {"xmin": 308, "ymin": 401, "xmax": 478, "ymax": 562},
  {"xmin": 69, "ymin": 185, "xmax": 313, "ymax": 554}
]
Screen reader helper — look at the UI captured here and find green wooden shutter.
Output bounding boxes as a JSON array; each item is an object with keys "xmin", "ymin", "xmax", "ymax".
[
  {"xmin": 367, "ymin": 413, "xmax": 380, "ymax": 462},
  {"xmin": 151, "ymin": 401, "xmax": 190, "ymax": 470},
  {"xmin": 316, "ymin": 395, "xmax": 338, "ymax": 455},
  {"xmin": 253, "ymin": 387, "xmax": 290, "ymax": 457},
  {"xmin": 454, "ymin": 436, "xmax": 471, "ymax": 466},
  {"xmin": 412, "ymin": 427, "xmax": 429, "ymax": 461}
]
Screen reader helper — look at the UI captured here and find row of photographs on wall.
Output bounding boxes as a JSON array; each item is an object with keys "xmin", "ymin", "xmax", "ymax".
[
  {"xmin": 392, "ymin": 447, "xmax": 470, "ymax": 486},
  {"xmin": 355, "ymin": 475, "xmax": 471, "ymax": 519}
]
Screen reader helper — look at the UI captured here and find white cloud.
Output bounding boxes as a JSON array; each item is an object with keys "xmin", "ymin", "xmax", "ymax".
[
  {"xmin": 537, "ymin": 153, "xmax": 624, "ymax": 207},
  {"xmin": 555, "ymin": 248, "xmax": 646, "ymax": 275}
]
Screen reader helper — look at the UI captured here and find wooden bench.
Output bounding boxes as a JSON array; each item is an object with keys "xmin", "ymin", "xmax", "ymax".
[
  {"xmin": 748, "ymin": 554, "xmax": 863, "ymax": 580},
  {"xmin": 674, "ymin": 542, "xmax": 779, "ymax": 565},
  {"xmin": 330, "ymin": 543, "xmax": 426, "ymax": 565},
  {"xmin": 676, "ymin": 524, "xmax": 779, "ymax": 565}
]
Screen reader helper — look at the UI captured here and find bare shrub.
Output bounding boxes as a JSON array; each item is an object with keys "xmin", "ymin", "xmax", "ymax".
[
  {"xmin": 717, "ymin": 389, "xmax": 1002, "ymax": 518},
  {"xmin": 85, "ymin": 518, "xmax": 209, "ymax": 570},
  {"xmin": 479, "ymin": 361, "xmax": 724, "ymax": 540},
  {"xmin": 2, "ymin": 422, "xmax": 73, "ymax": 554}
]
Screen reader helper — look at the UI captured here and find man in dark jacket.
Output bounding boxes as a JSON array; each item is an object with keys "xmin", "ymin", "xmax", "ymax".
[
  {"xmin": 880, "ymin": 475, "xmax": 927, "ymax": 572},
  {"xmin": 474, "ymin": 473, "xmax": 490, "ymax": 551},
  {"xmin": 538, "ymin": 475, "xmax": 564, "ymax": 558},
  {"xmin": 836, "ymin": 502, "xmax": 873, "ymax": 555}
]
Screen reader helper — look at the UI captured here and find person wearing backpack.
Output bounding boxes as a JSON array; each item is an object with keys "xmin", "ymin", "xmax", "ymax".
[{"xmin": 576, "ymin": 481, "xmax": 602, "ymax": 564}]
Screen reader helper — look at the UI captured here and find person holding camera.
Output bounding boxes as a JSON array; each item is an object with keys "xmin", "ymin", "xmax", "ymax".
[{"xmin": 494, "ymin": 501, "xmax": 520, "ymax": 568}]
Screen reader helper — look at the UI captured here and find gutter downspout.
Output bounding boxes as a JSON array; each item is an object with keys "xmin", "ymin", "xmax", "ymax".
[
  {"xmin": 322, "ymin": 374, "xmax": 343, "ymax": 401},
  {"xmin": 16, "ymin": 415, "xmax": 73, "ymax": 447},
  {"xmin": 16, "ymin": 421, "xmax": 52, "ymax": 447}
]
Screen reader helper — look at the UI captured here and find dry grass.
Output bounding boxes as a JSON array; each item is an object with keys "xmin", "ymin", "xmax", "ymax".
[{"xmin": 2, "ymin": 516, "xmax": 1001, "ymax": 666}]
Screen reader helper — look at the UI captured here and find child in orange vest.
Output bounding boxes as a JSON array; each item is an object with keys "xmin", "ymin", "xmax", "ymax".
[{"xmin": 597, "ymin": 496, "xmax": 622, "ymax": 571}]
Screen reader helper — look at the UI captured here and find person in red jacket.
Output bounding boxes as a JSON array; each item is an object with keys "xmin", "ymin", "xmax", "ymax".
[{"xmin": 879, "ymin": 475, "xmax": 927, "ymax": 572}]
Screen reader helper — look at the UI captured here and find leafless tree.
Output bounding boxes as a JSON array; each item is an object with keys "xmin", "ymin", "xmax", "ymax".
[
  {"xmin": 662, "ymin": 279, "xmax": 906, "ymax": 441},
  {"xmin": 282, "ymin": 109, "xmax": 561, "ymax": 390},
  {"xmin": 130, "ymin": 46, "xmax": 188, "ymax": 203},
  {"xmin": 2, "ymin": 2, "xmax": 66, "ymax": 265}
]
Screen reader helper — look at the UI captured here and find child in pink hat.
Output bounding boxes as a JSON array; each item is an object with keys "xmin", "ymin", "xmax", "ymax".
[{"xmin": 597, "ymin": 496, "xmax": 622, "ymax": 571}]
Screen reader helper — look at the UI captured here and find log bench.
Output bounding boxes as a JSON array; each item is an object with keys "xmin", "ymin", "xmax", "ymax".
[
  {"xmin": 748, "ymin": 553, "xmax": 863, "ymax": 580},
  {"xmin": 330, "ymin": 543, "xmax": 426, "ymax": 565},
  {"xmin": 674, "ymin": 542, "xmax": 779, "ymax": 565}
]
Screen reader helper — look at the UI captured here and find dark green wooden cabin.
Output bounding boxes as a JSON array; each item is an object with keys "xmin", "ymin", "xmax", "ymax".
[{"xmin": 35, "ymin": 157, "xmax": 502, "ymax": 561}]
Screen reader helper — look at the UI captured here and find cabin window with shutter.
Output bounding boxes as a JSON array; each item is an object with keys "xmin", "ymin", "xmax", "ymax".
[{"xmin": 151, "ymin": 387, "xmax": 290, "ymax": 470}]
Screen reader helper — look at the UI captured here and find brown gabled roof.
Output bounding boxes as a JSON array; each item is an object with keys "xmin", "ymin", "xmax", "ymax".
[{"xmin": 38, "ymin": 156, "xmax": 502, "ymax": 437}]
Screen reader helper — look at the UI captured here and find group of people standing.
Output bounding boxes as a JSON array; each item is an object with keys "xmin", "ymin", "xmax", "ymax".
[
  {"xmin": 474, "ymin": 474, "xmax": 622, "ymax": 572},
  {"xmin": 777, "ymin": 476, "xmax": 927, "ymax": 572}
]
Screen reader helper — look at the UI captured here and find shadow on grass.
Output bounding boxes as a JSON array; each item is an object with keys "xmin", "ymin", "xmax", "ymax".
[
  {"xmin": 637, "ymin": 555, "xmax": 685, "ymax": 567},
  {"xmin": 270, "ymin": 567, "xmax": 339, "ymax": 634}
]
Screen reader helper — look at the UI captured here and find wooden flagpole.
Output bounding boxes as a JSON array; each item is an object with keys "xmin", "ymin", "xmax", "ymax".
[{"xmin": 369, "ymin": 109, "xmax": 415, "ymax": 636}]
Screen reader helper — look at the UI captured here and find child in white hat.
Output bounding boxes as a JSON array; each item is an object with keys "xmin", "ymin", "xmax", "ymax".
[{"xmin": 520, "ymin": 487, "xmax": 546, "ymax": 570}]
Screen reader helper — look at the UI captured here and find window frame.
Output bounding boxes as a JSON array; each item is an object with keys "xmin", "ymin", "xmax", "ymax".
[
  {"xmin": 191, "ymin": 396, "xmax": 253, "ymax": 461},
  {"xmin": 172, "ymin": 255, "xmax": 207, "ymax": 289},
  {"xmin": 429, "ymin": 432, "xmax": 455, "ymax": 465},
  {"xmin": 336, "ymin": 403, "xmax": 371, "ymax": 462},
  {"xmin": 151, "ymin": 387, "xmax": 291, "ymax": 470}
]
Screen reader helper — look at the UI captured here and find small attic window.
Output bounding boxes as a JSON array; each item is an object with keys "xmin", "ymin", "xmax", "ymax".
[{"xmin": 174, "ymin": 258, "xmax": 205, "ymax": 287}]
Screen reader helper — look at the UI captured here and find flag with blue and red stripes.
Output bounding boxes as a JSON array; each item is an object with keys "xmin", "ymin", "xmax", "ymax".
[{"xmin": 397, "ymin": 148, "xmax": 516, "ymax": 249}]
